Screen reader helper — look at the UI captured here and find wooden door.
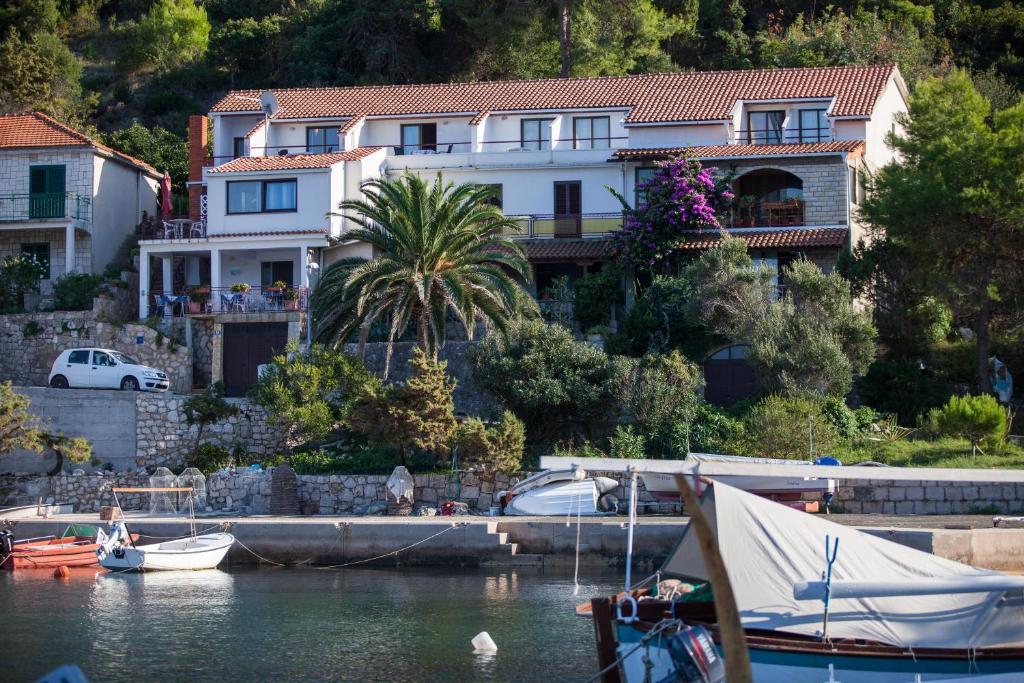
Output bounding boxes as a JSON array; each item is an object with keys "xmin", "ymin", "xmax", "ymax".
[
  {"xmin": 703, "ymin": 345, "xmax": 758, "ymax": 407},
  {"xmin": 222, "ymin": 323, "xmax": 289, "ymax": 396},
  {"xmin": 553, "ymin": 181, "xmax": 581, "ymax": 237}
]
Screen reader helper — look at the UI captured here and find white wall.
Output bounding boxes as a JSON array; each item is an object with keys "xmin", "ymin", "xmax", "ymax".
[
  {"xmin": 218, "ymin": 246, "xmax": 304, "ymax": 288},
  {"xmin": 213, "ymin": 114, "xmax": 263, "ymax": 163},
  {"xmin": 360, "ymin": 117, "xmax": 474, "ymax": 152},
  {"xmin": 626, "ymin": 124, "xmax": 727, "ymax": 148},
  {"xmin": 206, "ymin": 168, "xmax": 336, "ymax": 234},
  {"xmin": 92, "ymin": 155, "xmax": 157, "ymax": 272},
  {"xmin": 863, "ymin": 74, "xmax": 909, "ymax": 170}
]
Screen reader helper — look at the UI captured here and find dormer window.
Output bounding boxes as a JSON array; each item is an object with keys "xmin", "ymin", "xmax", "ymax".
[
  {"xmin": 306, "ymin": 126, "xmax": 340, "ymax": 153},
  {"xmin": 747, "ymin": 111, "xmax": 785, "ymax": 144},
  {"xmin": 798, "ymin": 109, "xmax": 829, "ymax": 143}
]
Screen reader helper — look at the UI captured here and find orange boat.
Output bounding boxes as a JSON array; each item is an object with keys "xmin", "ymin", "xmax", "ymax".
[{"xmin": 1, "ymin": 525, "xmax": 139, "ymax": 570}]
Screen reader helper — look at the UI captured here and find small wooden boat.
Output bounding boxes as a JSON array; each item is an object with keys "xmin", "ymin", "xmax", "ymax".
[
  {"xmin": 96, "ymin": 521, "xmax": 233, "ymax": 572},
  {"xmin": 0, "ymin": 526, "xmax": 138, "ymax": 570}
]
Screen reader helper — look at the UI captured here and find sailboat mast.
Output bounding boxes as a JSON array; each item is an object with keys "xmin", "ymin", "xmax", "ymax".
[{"xmin": 624, "ymin": 466, "xmax": 638, "ymax": 590}]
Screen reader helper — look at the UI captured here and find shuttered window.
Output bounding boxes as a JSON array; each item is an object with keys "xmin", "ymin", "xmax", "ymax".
[{"xmin": 553, "ymin": 181, "xmax": 581, "ymax": 216}]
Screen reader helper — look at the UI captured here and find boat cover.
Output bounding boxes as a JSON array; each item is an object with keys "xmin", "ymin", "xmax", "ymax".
[
  {"xmin": 662, "ymin": 481, "xmax": 1024, "ymax": 649},
  {"xmin": 504, "ymin": 480, "xmax": 599, "ymax": 516}
]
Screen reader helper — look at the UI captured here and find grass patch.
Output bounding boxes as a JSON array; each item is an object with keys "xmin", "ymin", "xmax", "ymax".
[{"xmin": 835, "ymin": 437, "xmax": 1024, "ymax": 469}]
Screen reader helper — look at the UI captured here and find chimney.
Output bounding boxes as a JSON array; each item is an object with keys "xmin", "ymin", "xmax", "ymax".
[{"xmin": 187, "ymin": 114, "xmax": 209, "ymax": 222}]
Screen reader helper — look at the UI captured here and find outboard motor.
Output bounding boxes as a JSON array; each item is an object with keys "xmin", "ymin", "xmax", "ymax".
[
  {"xmin": 657, "ymin": 625, "xmax": 726, "ymax": 683},
  {"xmin": 1, "ymin": 529, "xmax": 13, "ymax": 557},
  {"xmin": 96, "ymin": 521, "xmax": 128, "ymax": 562}
]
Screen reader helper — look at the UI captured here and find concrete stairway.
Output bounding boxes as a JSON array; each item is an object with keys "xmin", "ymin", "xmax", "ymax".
[{"xmin": 482, "ymin": 521, "xmax": 545, "ymax": 566}]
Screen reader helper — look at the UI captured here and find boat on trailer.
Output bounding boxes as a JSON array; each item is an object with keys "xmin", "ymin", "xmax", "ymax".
[{"xmin": 589, "ymin": 480, "xmax": 1024, "ymax": 682}]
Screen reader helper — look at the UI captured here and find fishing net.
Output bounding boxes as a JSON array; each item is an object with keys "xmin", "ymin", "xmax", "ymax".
[
  {"xmin": 148, "ymin": 467, "xmax": 178, "ymax": 515},
  {"xmin": 176, "ymin": 467, "xmax": 208, "ymax": 511}
]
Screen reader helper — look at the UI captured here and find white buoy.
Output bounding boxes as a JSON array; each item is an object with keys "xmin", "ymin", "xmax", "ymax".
[{"xmin": 471, "ymin": 631, "xmax": 498, "ymax": 652}]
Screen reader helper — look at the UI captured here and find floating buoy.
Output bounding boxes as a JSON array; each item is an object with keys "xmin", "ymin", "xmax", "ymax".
[
  {"xmin": 471, "ymin": 631, "xmax": 497, "ymax": 652},
  {"xmin": 53, "ymin": 565, "xmax": 70, "ymax": 579}
]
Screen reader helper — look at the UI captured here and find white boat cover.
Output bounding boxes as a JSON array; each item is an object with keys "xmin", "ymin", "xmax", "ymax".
[
  {"xmin": 504, "ymin": 479, "xmax": 599, "ymax": 516},
  {"xmin": 662, "ymin": 481, "xmax": 1024, "ymax": 650}
]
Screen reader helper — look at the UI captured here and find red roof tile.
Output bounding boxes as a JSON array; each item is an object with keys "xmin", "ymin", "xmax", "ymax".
[
  {"xmin": 522, "ymin": 239, "xmax": 614, "ymax": 262},
  {"xmin": 0, "ymin": 112, "xmax": 160, "ymax": 176},
  {"xmin": 208, "ymin": 148, "xmax": 384, "ymax": 173},
  {"xmin": 209, "ymin": 228, "xmax": 328, "ymax": 238},
  {"xmin": 679, "ymin": 227, "xmax": 848, "ymax": 250},
  {"xmin": 339, "ymin": 115, "xmax": 364, "ymax": 134},
  {"xmin": 245, "ymin": 119, "xmax": 265, "ymax": 138},
  {"xmin": 612, "ymin": 140, "xmax": 864, "ymax": 161},
  {"xmin": 469, "ymin": 110, "xmax": 490, "ymax": 126},
  {"xmin": 211, "ymin": 65, "xmax": 896, "ymax": 124}
]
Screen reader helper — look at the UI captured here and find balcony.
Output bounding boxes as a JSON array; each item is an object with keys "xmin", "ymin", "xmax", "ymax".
[
  {"xmin": 733, "ymin": 128, "xmax": 832, "ymax": 145},
  {"xmin": 505, "ymin": 212, "xmax": 622, "ymax": 238},
  {"xmin": 729, "ymin": 199, "xmax": 805, "ymax": 228},
  {"xmin": 0, "ymin": 193, "xmax": 91, "ymax": 224},
  {"xmin": 150, "ymin": 285, "xmax": 308, "ymax": 317}
]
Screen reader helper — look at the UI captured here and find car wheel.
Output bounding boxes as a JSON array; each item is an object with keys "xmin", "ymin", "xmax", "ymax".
[
  {"xmin": 121, "ymin": 376, "xmax": 140, "ymax": 391},
  {"xmin": 50, "ymin": 375, "xmax": 69, "ymax": 389}
]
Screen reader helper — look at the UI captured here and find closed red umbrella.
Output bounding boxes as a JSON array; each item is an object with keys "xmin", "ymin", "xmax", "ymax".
[{"xmin": 160, "ymin": 171, "xmax": 173, "ymax": 219}]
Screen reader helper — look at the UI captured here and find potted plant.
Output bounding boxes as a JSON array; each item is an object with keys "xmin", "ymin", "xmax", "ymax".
[
  {"xmin": 187, "ymin": 285, "xmax": 210, "ymax": 313},
  {"xmin": 230, "ymin": 282, "xmax": 251, "ymax": 294},
  {"xmin": 283, "ymin": 287, "xmax": 301, "ymax": 310},
  {"xmin": 265, "ymin": 279, "xmax": 287, "ymax": 293},
  {"xmin": 732, "ymin": 195, "xmax": 756, "ymax": 227}
]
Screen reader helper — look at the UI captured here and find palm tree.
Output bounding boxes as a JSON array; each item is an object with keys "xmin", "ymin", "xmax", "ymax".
[{"xmin": 321, "ymin": 172, "xmax": 537, "ymax": 375}]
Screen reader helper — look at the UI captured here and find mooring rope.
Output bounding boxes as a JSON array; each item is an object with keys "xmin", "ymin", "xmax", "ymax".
[{"xmin": 578, "ymin": 618, "xmax": 682, "ymax": 683}]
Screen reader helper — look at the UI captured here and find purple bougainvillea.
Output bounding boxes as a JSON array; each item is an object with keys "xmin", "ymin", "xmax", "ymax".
[{"xmin": 615, "ymin": 156, "xmax": 733, "ymax": 271}]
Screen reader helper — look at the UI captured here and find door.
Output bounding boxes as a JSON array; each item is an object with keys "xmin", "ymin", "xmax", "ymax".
[
  {"xmin": 703, "ymin": 345, "xmax": 757, "ymax": 407},
  {"xmin": 63, "ymin": 349, "xmax": 92, "ymax": 387},
  {"xmin": 89, "ymin": 350, "xmax": 119, "ymax": 388},
  {"xmin": 553, "ymin": 181, "xmax": 581, "ymax": 237},
  {"xmin": 29, "ymin": 165, "xmax": 66, "ymax": 219},
  {"xmin": 222, "ymin": 323, "xmax": 289, "ymax": 396},
  {"xmin": 260, "ymin": 261, "xmax": 294, "ymax": 288}
]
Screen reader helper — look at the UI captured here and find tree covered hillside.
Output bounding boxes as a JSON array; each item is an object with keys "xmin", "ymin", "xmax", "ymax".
[{"xmin": 3, "ymin": 0, "xmax": 1023, "ymax": 138}]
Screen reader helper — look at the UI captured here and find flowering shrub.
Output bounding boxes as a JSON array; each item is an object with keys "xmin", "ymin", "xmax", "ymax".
[{"xmin": 615, "ymin": 156, "xmax": 733, "ymax": 270}]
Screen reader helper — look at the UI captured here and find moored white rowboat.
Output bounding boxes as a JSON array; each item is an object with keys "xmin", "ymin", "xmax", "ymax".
[{"xmin": 98, "ymin": 532, "xmax": 234, "ymax": 572}]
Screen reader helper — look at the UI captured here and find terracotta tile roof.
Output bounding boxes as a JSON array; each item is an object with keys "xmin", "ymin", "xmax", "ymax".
[
  {"xmin": 208, "ymin": 148, "xmax": 384, "ymax": 173},
  {"xmin": 339, "ymin": 115, "xmax": 364, "ymax": 134},
  {"xmin": 0, "ymin": 111, "xmax": 160, "ymax": 177},
  {"xmin": 522, "ymin": 239, "xmax": 615, "ymax": 262},
  {"xmin": 679, "ymin": 227, "xmax": 848, "ymax": 250},
  {"xmin": 209, "ymin": 228, "xmax": 328, "ymax": 238},
  {"xmin": 469, "ymin": 110, "xmax": 490, "ymax": 126},
  {"xmin": 245, "ymin": 119, "xmax": 265, "ymax": 138},
  {"xmin": 211, "ymin": 65, "xmax": 896, "ymax": 124},
  {"xmin": 612, "ymin": 140, "xmax": 864, "ymax": 161}
]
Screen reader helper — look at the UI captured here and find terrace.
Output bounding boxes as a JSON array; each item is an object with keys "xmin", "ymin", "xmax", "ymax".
[{"xmin": 0, "ymin": 192, "xmax": 92, "ymax": 225}]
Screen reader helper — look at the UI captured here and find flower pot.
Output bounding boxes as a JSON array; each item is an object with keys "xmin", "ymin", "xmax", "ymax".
[
  {"xmin": 283, "ymin": 299, "xmax": 299, "ymax": 311},
  {"xmin": 186, "ymin": 302, "xmax": 202, "ymax": 314}
]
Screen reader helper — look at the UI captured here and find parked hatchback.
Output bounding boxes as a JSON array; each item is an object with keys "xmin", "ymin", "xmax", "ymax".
[{"xmin": 48, "ymin": 348, "xmax": 170, "ymax": 392}]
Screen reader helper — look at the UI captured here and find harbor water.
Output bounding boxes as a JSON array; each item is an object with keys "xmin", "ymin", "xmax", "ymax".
[{"xmin": 0, "ymin": 566, "xmax": 624, "ymax": 682}]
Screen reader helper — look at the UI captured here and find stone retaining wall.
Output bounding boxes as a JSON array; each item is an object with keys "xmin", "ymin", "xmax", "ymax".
[{"xmin": 835, "ymin": 479, "xmax": 1024, "ymax": 515}]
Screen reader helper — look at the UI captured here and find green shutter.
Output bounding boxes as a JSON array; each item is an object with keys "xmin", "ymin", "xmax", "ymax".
[
  {"xmin": 47, "ymin": 165, "xmax": 65, "ymax": 193},
  {"xmin": 29, "ymin": 167, "xmax": 47, "ymax": 194}
]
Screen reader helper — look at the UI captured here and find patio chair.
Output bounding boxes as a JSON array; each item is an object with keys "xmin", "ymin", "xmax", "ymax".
[
  {"xmin": 188, "ymin": 221, "xmax": 205, "ymax": 238},
  {"xmin": 161, "ymin": 221, "xmax": 180, "ymax": 239}
]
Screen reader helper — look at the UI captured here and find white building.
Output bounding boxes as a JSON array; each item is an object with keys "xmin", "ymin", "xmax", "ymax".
[
  {"xmin": 0, "ymin": 112, "xmax": 160, "ymax": 291},
  {"xmin": 140, "ymin": 64, "xmax": 908, "ymax": 394}
]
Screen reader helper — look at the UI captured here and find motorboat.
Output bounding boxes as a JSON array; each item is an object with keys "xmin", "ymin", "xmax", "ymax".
[
  {"xmin": 500, "ymin": 468, "xmax": 619, "ymax": 516},
  {"xmin": 588, "ymin": 480, "xmax": 1024, "ymax": 682},
  {"xmin": 96, "ymin": 521, "xmax": 234, "ymax": 572},
  {"xmin": 0, "ymin": 525, "xmax": 138, "ymax": 570}
]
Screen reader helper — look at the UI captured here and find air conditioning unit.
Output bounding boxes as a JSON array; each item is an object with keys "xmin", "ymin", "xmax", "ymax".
[
  {"xmin": 277, "ymin": 149, "xmax": 290, "ymax": 156},
  {"xmin": 506, "ymin": 147, "xmax": 530, "ymax": 152}
]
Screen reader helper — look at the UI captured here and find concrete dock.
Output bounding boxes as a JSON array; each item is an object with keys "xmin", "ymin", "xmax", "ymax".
[{"xmin": 6, "ymin": 513, "xmax": 1024, "ymax": 571}]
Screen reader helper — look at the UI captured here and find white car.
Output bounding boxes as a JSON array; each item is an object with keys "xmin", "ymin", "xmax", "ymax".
[{"xmin": 48, "ymin": 348, "xmax": 170, "ymax": 392}]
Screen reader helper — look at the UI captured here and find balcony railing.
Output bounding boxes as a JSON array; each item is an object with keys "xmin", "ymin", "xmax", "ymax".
[
  {"xmin": 734, "ymin": 128, "xmax": 833, "ymax": 145},
  {"xmin": 0, "ymin": 193, "xmax": 92, "ymax": 223},
  {"xmin": 150, "ymin": 286, "xmax": 308, "ymax": 316},
  {"xmin": 730, "ymin": 199, "xmax": 805, "ymax": 228},
  {"xmin": 505, "ymin": 212, "xmax": 622, "ymax": 238},
  {"xmin": 139, "ymin": 217, "xmax": 207, "ymax": 240}
]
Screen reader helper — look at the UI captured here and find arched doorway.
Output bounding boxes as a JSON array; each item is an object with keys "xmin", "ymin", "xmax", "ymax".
[
  {"xmin": 703, "ymin": 344, "xmax": 757, "ymax": 407},
  {"xmin": 732, "ymin": 169, "xmax": 804, "ymax": 227}
]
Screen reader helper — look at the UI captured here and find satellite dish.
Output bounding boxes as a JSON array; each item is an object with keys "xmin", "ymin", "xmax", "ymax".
[{"xmin": 259, "ymin": 91, "xmax": 279, "ymax": 117}]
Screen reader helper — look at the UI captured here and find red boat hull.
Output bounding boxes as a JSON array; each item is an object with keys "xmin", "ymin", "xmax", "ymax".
[{"xmin": 3, "ymin": 535, "xmax": 139, "ymax": 570}]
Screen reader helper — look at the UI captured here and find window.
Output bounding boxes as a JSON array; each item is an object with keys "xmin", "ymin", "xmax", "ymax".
[
  {"xmin": 400, "ymin": 123, "xmax": 437, "ymax": 154},
  {"xmin": 233, "ymin": 137, "xmax": 248, "ymax": 159},
  {"xmin": 573, "ymin": 116, "xmax": 610, "ymax": 149},
  {"xmin": 20, "ymin": 243, "xmax": 50, "ymax": 279},
  {"xmin": 111, "ymin": 352, "xmax": 139, "ymax": 364},
  {"xmin": 28, "ymin": 165, "xmax": 66, "ymax": 219},
  {"xmin": 227, "ymin": 179, "xmax": 297, "ymax": 214},
  {"xmin": 553, "ymin": 181, "xmax": 581, "ymax": 216},
  {"xmin": 263, "ymin": 180, "xmax": 297, "ymax": 212},
  {"xmin": 93, "ymin": 351, "xmax": 114, "ymax": 366},
  {"xmin": 747, "ymin": 111, "xmax": 785, "ymax": 144},
  {"xmin": 306, "ymin": 126, "xmax": 340, "ymax": 153},
  {"xmin": 261, "ymin": 261, "xmax": 294, "ymax": 287},
  {"xmin": 477, "ymin": 184, "xmax": 503, "ymax": 209},
  {"xmin": 227, "ymin": 181, "xmax": 262, "ymax": 214},
  {"xmin": 521, "ymin": 119, "xmax": 553, "ymax": 151},
  {"xmin": 798, "ymin": 109, "xmax": 829, "ymax": 143},
  {"xmin": 634, "ymin": 168, "xmax": 657, "ymax": 207},
  {"xmin": 68, "ymin": 350, "xmax": 90, "ymax": 364},
  {"xmin": 849, "ymin": 166, "xmax": 862, "ymax": 205}
]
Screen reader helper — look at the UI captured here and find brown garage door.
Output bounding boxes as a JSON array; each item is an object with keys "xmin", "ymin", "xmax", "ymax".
[
  {"xmin": 222, "ymin": 323, "xmax": 289, "ymax": 397},
  {"xmin": 703, "ymin": 344, "xmax": 757, "ymax": 408}
]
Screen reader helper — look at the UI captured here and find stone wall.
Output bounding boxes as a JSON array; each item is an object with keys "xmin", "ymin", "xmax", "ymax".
[
  {"xmin": 0, "ymin": 310, "xmax": 192, "ymax": 392},
  {"xmin": 731, "ymin": 156, "xmax": 848, "ymax": 226},
  {"xmin": 835, "ymin": 479, "xmax": 1024, "ymax": 515}
]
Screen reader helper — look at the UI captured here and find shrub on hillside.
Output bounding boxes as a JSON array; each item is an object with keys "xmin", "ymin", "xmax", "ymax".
[
  {"xmin": 573, "ymin": 266, "xmax": 623, "ymax": 332},
  {"xmin": 608, "ymin": 425, "xmax": 646, "ymax": 459},
  {"xmin": 727, "ymin": 394, "xmax": 840, "ymax": 460},
  {"xmin": 857, "ymin": 359, "xmax": 953, "ymax": 424},
  {"xmin": 453, "ymin": 411, "xmax": 526, "ymax": 473},
  {"xmin": 0, "ymin": 254, "xmax": 41, "ymax": 313},
  {"xmin": 186, "ymin": 442, "xmax": 232, "ymax": 474},
  {"xmin": 927, "ymin": 394, "xmax": 1007, "ymax": 455},
  {"xmin": 53, "ymin": 272, "xmax": 103, "ymax": 311}
]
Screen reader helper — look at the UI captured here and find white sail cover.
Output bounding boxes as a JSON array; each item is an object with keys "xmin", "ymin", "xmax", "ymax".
[{"xmin": 662, "ymin": 481, "xmax": 1024, "ymax": 649}]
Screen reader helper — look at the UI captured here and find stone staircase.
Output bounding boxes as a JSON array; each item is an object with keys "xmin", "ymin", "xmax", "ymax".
[{"xmin": 481, "ymin": 520, "xmax": 545, "ymax": 566}]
